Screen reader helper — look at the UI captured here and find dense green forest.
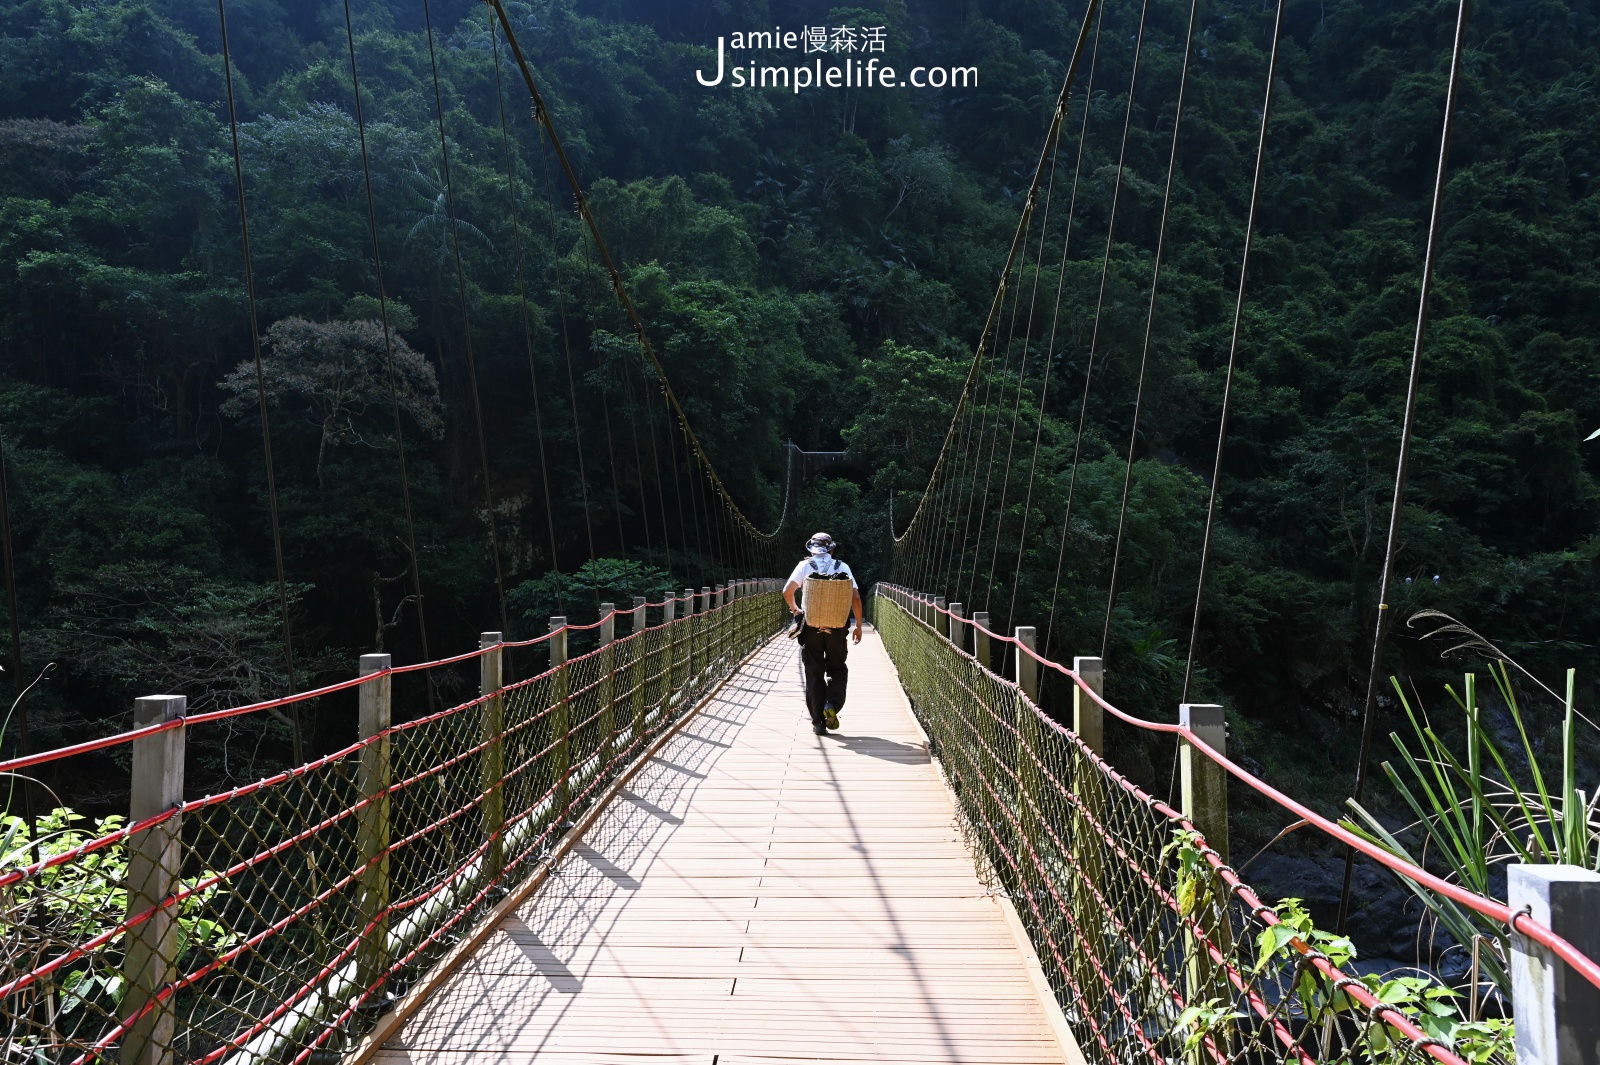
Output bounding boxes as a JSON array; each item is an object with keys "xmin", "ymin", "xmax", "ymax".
[{"xmin": 1, "ymin": 0, "xmax": 1596, "ymax": 910}]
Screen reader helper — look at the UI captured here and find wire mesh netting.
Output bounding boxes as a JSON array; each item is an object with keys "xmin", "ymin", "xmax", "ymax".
[
  {"xmin": 0, "ymin": 587, "xmax": 786, "ymax": 1064},
  {"xmin": 874, "ymin": 588, "xmax": 1506, "ymax": 1065}
]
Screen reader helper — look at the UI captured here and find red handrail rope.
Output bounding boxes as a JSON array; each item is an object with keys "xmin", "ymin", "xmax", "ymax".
[
  {"xmin": 919, "ymin": 618, "xmax": 1471, "ymax": 1063},
  {"xmin": 0, "ymin": 588, "xmax": 763, "ymax": 773},
  {"xmin": 941, "ymin": 702, "xmax": 1232, "ymax": 1063},
  {"xmin": 17, "ymin": 591, "xmax": 782, "ymax": 1064},
  {"xmin": 881, "ymin": 584, "xmax": 1600, "ymax": 993},
  {"xmin": 6, "ymin": 686, "xmax": 570, "ymax": 998},
  {"xmin": 208, "ymin": 609, "xmax": 738, "ymax": 1062}
]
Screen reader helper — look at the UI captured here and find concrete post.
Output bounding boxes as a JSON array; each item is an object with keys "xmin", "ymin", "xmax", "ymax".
[
  {"xmin": 933, "ymin": 596, "xmax": 948, "ymax": 641},
  {"xmin": 949, "ymin": 602, "xmax": 964, "ymax": 653},
  {"xmin": 1510, "ymin": 865, "xmax": 1600, "ymax": 1064},
  {"xmin": 1179, "ymin": 704, "xmax": 1228, "ymax": 863},
  {"xmin": 1074, "ymin": 656, "xmax": 1106, "ymax": 756},
  {"xmin": 122, "ymin": 694, "xmax": 186, "ymax": 1065},
  {"xmin": 1015, "ymin": 627, "xmax": 1039, "ymax": 705},
  {"xmin": 479, "ymin": 634, "xmax": 504, "ymax": 882},
  {"xmin": 355, "ymin": 655, "xmax": 391, "ymax": 998},
  {"xmin": 633, "ymin": 596, "xmax": 647, "ymax": 633},
  {"xmin": 972, "ymin": 611, "xmax": 991, "ymax": 673},
  {"xmin": 549, "ymin": 618, "xmax": 570, "ymax": 821},
  {"xmin": 699, "ymin": 586, "xmax": 710, "ymax": 614}
]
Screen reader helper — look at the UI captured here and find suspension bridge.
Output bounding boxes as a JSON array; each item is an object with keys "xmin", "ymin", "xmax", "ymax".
[{"xmin": 2, "ymin": 0, "xmax": 1599, "ymax": 1061}]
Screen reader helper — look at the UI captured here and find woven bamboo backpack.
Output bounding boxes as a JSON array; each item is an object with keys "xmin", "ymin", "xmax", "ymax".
[{"xmin": 802, "ymin": 575, "xmax": 854, "ymax": 629}]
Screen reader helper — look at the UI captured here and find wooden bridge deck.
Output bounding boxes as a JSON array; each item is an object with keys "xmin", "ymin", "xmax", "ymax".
[{"xmin": 370, "ymin": 629, "xmax": 1074, "ymax": 1065}]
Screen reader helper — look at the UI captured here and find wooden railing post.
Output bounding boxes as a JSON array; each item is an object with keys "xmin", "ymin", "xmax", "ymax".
[
  {"xmin": 630, "ymin": 596, "xmax": 647, "ymax": 745},
  {"xmin": 1011, "ymin": 626, "xmax": 1042, "ymax": 897},
  {"xmin": 355, "ymin": 654, "xmax": 391, "ymax": 1000},
  {"xmin": 949, "ymin": 602, "xmax": 964, "ymax": 653},
  {"xmin": 549, "ymin": 618, "xmax": 570, "ymax": 821},
  {"xmin": 684, "ymin": 588, "xmax": 697, "ymax": 699},
  {"xmin": 1179, "ymin": 704, "xmax": 1228, "ymax": 862},
  {"xmin": 662, "ymin": 593, "xmax": 677, "ymax": 711},
  {"xmin": 1074, "ymin": 656, "xmax": 1105, "ymax": 755},
  {"xmin": 1014, "ymin": 626, "xmax": 1038, "ymax": 705},
  {"xmin": 598, "ymin": 604, "xmax": 616, "ymax": 773},
  {"xmin": 1509, "ymin": 865, "xmax": 1600, "ymax": 1064},
  {"xmin": 1070, "ymin": 655, "xmax": 1107, "ymax": 998},
  {"xmin": 121, "ymin": 694, "xmax": 186, "ymax": 1065},
  {"xmin": 714, "ymin": 584, "xmax": 727, "ymax": 670},
  {"xmin": 972, "ymin": 611, "xmax": 991, "ymax": 673},
  {"xmin": 479, "ymin": 634, "xmax": 504, "ymax": 884},
  {"xmin": 1180, "ymin": 702, "xmax": 1231, "ymax": 1020}
]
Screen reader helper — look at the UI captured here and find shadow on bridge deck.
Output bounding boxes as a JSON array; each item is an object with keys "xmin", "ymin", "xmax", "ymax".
[{"xmin": 370, "ymin": 630, "xmax": 1074, "ymax": 1064}]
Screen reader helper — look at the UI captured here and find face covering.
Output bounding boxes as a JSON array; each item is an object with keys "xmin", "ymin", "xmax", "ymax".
[{"xmin": 809, "ymin": 544, "xmax": 832, "ymax": 557}]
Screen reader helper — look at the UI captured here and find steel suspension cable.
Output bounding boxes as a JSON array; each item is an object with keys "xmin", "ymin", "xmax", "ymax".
[
  {"xmin": 961, "ymin": 241, "xmax": 1035, "ymax": 608},
  {"xmin": 983, "ymin": 126, "xmax": 1074, "ymax": 613},
  {"xmin": 945, "ymin": 321, "xmax": 1007, "ymax": 593},
  {"xmin": 1045, "ymin": 0, "xmax": 1142, "ymax": 652},
  {"xmin": 577, "ymin": 231, "xmax": 629, "ymax": 557},
  {"xmin": 218, "ymin": 0, "xmax": 302, "ymax": 764},
  {"xmin": 1008, "ymin": 17, "xmax": 1105, "ymax": 633},
  {"xmin": 1043, "ymin": 4, "xmax": 1107, "ymax": 646},
  {"xmin": 1083, "ymin": 0, "xmax": 1152, "ymax": 393},
  {"xmin": 1100, "ymin": 0, "xmax": 1203, "ymax": 657},
  {"xmin": 421, "ymin": 0, "xmax": 510, "ymax": 634},
  {"xmin": 1181, "ymin": 0, "xmax": 1287, "ymax": 702},
  {"xmin": 662, "ymin": 395, "xmax": 696, "ymax": 568},
  {"xmin": 638, "ymin": 373, "xmax": 677, "ymax": 576},
  {"xmin": 489, "ymin": 0, "xmax": 780, "ymax": 553},
  {"xmin": 536, "ymin": 134, "xmax": 597, "ymax": 567},
  {"xmin": 341, "ymin": 0, "xmax": 438, "ymax": 704},
  {"xmin": 934, "ymin": 398, "xmax": 985, "ymax": 591},
  {"xmin": 890, "ymin": 0, "xmax": 1105, "ymax": 569},
  {"xmin": 1337, "ymin": 0, "xmax": 1472, "ymax": 935},
  {"xmin": 489, "ymin": 17, "xmax": 564, "ymax": 599},
  {"xmin": 614, "ymin": 355, "xmax": 656, "ymax": 568},
  {"xmin": 0, "ymin": 424, "xmax": 30, "ymax": 832}
]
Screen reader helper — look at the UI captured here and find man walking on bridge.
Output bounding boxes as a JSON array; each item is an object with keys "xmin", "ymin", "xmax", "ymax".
[{"xmin": 784, "ymin": 532, "xmax": 864, "ymax": 735}]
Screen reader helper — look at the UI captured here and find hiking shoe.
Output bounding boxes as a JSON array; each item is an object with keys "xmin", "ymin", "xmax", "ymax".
[
  {"xmin": 812, "ymin": 724, "xmax": 827, "ymax": 735},
  {"xmin": 823, "ymin": 703, "xmax": 840, "ymax": 730}
]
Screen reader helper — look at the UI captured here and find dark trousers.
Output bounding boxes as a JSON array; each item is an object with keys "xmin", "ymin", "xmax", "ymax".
[{"xmin": 798, "ymin": 626, "xmax": 849, "ymax": 727}]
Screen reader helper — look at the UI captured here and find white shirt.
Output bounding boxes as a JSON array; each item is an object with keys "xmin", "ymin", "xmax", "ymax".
[{"xmin": 786, "ymin": 553, "xmax": 857, "ymax": 589}]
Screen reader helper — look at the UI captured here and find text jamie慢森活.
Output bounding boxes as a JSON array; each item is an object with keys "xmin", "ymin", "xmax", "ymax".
[{"xmin": 695, "ymin": 26, "xmax": 976, "ymax": 92}]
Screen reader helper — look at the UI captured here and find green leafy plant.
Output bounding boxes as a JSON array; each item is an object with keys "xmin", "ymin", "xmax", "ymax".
[
  {"xmin": 1251, "ymin": 897, "xmax": 1514, "ymax": 1064},
  {"xmin": 2, "ymin": 806, "xmax": 240, "ymax": 1023},
  {"xmin": 1174, "ymin": 997, "xmax": 1245, "ymax": 1057},
  {"xmin": 1164, "ymin": 827, "xmax": 1208, "ymax": 918},
  {"xmin": 1343, "ymin": 658, "xmax": 1594, "ymax": 997}
]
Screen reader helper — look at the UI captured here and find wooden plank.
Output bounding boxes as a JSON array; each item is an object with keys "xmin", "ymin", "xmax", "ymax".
[{"xmin": 375, "ymin": 631, "xmax": 1069, "ymax": 1063}]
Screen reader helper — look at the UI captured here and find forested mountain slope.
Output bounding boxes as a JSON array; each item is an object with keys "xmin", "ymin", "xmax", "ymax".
[{"xmin": 0, "ymin": 0, "xmax": 1595, "ymax": 859}]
